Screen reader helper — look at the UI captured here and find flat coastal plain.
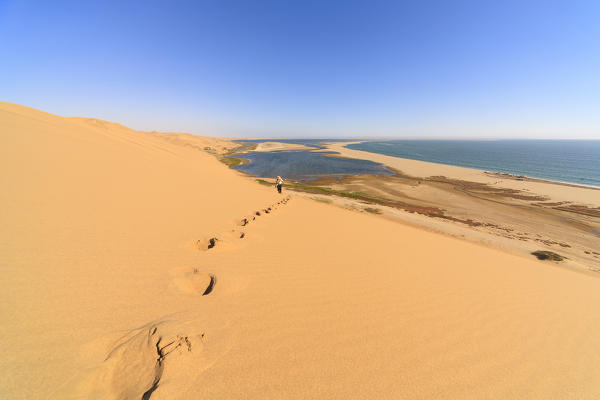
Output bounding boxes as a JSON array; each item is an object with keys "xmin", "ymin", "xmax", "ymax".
[
  {"xmin": 2, "ymin": 102, "xmax": 600, "ymax": 399},
  {"xmin": 303, "ymin": 142, "xmax": 600, "ymax": 272}
]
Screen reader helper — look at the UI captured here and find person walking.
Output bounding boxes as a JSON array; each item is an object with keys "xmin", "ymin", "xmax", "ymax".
[{"xmin": 276, "ymin": 176, "xmax": 284, "ymax": 194}]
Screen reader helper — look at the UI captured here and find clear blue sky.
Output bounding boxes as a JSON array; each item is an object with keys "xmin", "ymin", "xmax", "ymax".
[{"xmin": 1, "ymin": 0, "xmax": 599, "ymax": 138}]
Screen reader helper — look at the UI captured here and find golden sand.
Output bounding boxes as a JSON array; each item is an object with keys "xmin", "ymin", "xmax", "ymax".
[
  {"xmin": 2, "ymin": 102, "xmax": 599, "ymax": 399},
  {"xmin": 253, "ymin": 141, "xmax": 315, "ymax": 152}
]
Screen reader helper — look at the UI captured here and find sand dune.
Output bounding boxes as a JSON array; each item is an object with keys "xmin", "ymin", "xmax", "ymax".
[
  {"xmin": 2, "ymin": 102, "xmax": 600, "ymax": 399},
  {"xmin": 253, "ymin": 141, "xmax": 315, "ymax": 152}
]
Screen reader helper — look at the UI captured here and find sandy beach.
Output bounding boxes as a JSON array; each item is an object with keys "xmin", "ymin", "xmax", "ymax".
[
  {"xmin": 276, "ymin": 141, "xmax": 599, "ymax": 273},
  {"xmin": 2, "ymin": 102, "xmax": 600, "ymax": 399},
  {"xmin": 324, "ymin": 142, "xmax": 600, "ymax": 205}
]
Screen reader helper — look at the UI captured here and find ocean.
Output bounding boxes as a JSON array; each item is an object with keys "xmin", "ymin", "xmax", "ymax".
[{"xmin": 347, "ymin": 140, "xmax": 600, "ymax": 187}]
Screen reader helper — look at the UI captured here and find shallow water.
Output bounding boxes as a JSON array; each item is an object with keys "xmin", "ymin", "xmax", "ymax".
[{"xmin": 232, "ymin": 150, "xmax": 396, "ymax": 181}]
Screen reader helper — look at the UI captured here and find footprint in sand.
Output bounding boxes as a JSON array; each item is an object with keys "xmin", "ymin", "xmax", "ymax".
[
  {"xmin": 197, "ymin": 237, "xmax": 218, "ymax": 251},
  {"xmin": 72, "ymin": 322, "xmax": 205, "ymax": 400},
  {"xmin": 73, "ymin": 198, "xmax": 299, "ymax": 399},
  {"xmin": 172, "ymin": 270, "xmax": 217, "ymax": 296},
  {"xmin": 197, "ymin": 230, "xmax": 247, "ymax": 252},
  {"xmin": 226, "ymin": 229, "xmax": 245, "ymax": 239},
  {"xmin": 202, "ymin": 274, "xmax": 216, "ymax": 295},
  {"xmin": 198, "ymin": 197, "xmax": 291, "ymax": 252}
]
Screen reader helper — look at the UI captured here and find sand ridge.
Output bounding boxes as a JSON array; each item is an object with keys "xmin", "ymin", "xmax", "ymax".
[{"xmin": 253, "ymin": 141, "xmax": 315, "ymax": 152}]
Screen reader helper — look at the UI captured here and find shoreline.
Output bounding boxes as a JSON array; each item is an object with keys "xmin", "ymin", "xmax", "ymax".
[
  {"xmin": 229, "ymin": 138, "xmax": 599, "ymax": 272},
  {"xmin": 227, "ymin": 138, "xmax": 599, "ymax": 190},
  {"xmin": 320, "ymin": 141, "xmax": 600, "ymax": 206},
  {"xmin": 340, "ymin": 140, "xmax": 600, "ymax": 190},
  {"xmin": 231, "ymin": 139, "xmax": 600, "ymax": 192}
]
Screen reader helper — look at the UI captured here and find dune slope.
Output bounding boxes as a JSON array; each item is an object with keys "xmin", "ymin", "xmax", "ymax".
[{"xmin": 1, "ymin": 102, "xmax": 599, "ymax": 399}]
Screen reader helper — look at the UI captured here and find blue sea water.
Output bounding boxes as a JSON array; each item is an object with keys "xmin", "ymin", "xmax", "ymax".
[
  {"xmin": 232, "ymin": 150, "xmax": 395, "ymax": 181},
  {"xmin": 347, "ymin": 140, "xmax": 600, "ymax": 187}
]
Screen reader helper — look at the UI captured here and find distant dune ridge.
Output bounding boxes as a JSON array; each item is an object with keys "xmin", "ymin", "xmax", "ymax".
[
  {"xmin": 252, "ymin": 141, "xmax": 315, "ymax": 152},
  {"xmin": 1, "ymin": 102, "xmax": 600, "ymax": 399}
]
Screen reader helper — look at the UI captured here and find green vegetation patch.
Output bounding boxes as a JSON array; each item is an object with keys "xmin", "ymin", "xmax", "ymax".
[
  {"xmin": 217, "ymin": 143, "xmax": 258, "ymax": 168},
  {"xmin": 285, "ymin": 182, "xmax": 368, "ymax": 199},
  {"xmin": 531, "ymin": 250, "xmax": 565, "ymax": 261},
  {"xmin": 253, "ymin": 178, "xmax": 495, "ymax": 228},
  {"xmin": 280, "ymin": 181, "xmax": 446, "ymax": 218},
  {"xmin": 219, "ymin": 156, "xmax": 247, "ymax": 167},
  {"xmin": 256, "ymin": 178, "xmax": 273, "ymax": 186},
  {"xmin": 227, "ymin": 143, "xmax": 257, "ymax": 156}
]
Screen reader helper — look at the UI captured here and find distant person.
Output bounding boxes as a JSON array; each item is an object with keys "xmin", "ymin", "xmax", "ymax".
[{"xmin": 276, "ymin": 176, "xmax": 284, "ymax": 194}]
